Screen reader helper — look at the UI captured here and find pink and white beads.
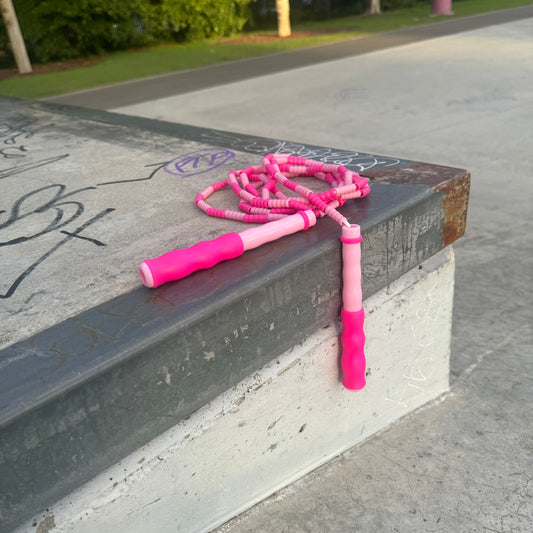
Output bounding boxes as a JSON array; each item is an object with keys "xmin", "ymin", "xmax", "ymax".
[{"xmin": 195, "ymin": 154, "xmax": 370, "ymax": 228}]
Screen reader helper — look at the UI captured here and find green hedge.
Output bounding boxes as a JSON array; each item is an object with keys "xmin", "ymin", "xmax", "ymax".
[
  {"xmin": 148, "ymin": 0, "xmax": 250, "ymax": 41},
  {"xmin": 247, "ymin": 0, "xmax": 429, "ymax": 28},
  {"xmin": 0, "ymin": 0, "xmax": 251, "ymax": 64},
  {"xmin": 0, "ymin": 0, "xmax": 434, "ymax": 65}
]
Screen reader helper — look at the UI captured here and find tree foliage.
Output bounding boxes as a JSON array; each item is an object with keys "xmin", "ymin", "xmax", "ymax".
[
  {"xmin": 0, "ymin": 0, "xmax": 429, "ymax": 65},
  {"xmin": 248, "ymin": 0, "xmax": 427, "ymax": 27},
  {"xmin": 0, "ymin": 0, "xmax": 251, "ymax": 64}
]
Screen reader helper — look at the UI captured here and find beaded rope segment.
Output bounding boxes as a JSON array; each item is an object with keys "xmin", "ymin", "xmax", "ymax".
[{"xmin": 195, "ymin": 153, "xmax": 371, "ymax": 227}]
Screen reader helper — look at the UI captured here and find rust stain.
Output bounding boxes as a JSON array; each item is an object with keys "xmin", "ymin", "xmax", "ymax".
[
  {"xmin": 362, "ymin": 162, "xmax": 464, "ymax": 188},
  {"xmin": 362, "ymin": 163, "xmax": 470, "ymax": 246},
  {"xmin": 436, "ymin": 172, "xmax": 471, "ymax": 246}
]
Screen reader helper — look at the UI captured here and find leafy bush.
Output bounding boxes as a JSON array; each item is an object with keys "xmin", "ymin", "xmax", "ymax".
[
  {"xmin": 0, "ymin": 0, "xmax": 250, "ymax": 65},
  {"xmin": 146, "ymin": 0, "xmax": 250, "ymax": 41},
  {"xmin": 381, "ymin": 0, "xmax": 424, "ymax": 10},
  {"xmin": 247, "ymin": 0, "xmax": 428, "ymax": 29}
]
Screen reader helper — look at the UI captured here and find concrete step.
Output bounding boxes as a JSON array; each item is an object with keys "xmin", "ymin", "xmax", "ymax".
[
  {"xmin": 0, "ymin": 97, "xmax": 469, "ymax": 532},
  {"xmin": 16, "ymin": 248, "xmax": 454, "ymax": 533}
]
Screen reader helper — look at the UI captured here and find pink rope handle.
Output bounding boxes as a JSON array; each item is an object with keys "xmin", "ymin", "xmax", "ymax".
[
  {"xmin": 139, "ymin": 154, "xmax": 370, "ymax": 390},
  {"xmin": 340, "ymin": 225, "xmax": 366, "ymax": 390}
]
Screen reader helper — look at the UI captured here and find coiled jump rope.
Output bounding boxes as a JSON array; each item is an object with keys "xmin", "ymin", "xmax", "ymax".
[{"xmin": 139, "ymin": 154, "xmax": 370, "ymax": 390}]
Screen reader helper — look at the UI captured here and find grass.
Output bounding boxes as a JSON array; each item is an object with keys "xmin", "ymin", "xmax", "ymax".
[{"xmin": 0, "ymin": 0, "xmax": 530, "ymax": 99}]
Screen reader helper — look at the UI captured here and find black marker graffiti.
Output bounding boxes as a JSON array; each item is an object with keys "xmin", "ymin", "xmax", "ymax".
[
  {"xmin": 0, "ymin": 184, "xmax": 96, "ymax": 247},
  {"xmin": 0, "ymin": 181, "xmax": 116, "ymax": 300},
  {"xmin": 0, "ymin": 114, "xmax": 56, "ymax": 145},
  {"xmin": 0, "ymin": 145, "xmax": 27, "ymax": 158},
  {"xmin": 0, "ymin": 113, "xmax": 119, "ymax": 299},
  {"xmin": 0, "ymin": 115, "xmax": 69, "ymax": 178},
  {"xmin": 1, "ymin": 207, "xmax": 115, "ymax": 299},
  {"xmin": 0, "ymin": 144, "xmax": 237, "ymax": 298},
  {"xmin": 0, "ymin": 154, "xmax": 70, "ymax": 180},
  {"xmin": 97, "ymin": 161, "xmax": 167, "ymax": 186}
]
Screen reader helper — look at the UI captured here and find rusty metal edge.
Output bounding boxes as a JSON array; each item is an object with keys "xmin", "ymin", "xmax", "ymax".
[{"xmin": 361, "ymin": 163, "xmax": 471, "ymax": 247}]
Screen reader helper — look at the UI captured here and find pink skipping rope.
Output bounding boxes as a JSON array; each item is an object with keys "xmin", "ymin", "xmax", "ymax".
[{"xmin": 139, "ymin": 154, "xmax": 370, "ymax": 390}]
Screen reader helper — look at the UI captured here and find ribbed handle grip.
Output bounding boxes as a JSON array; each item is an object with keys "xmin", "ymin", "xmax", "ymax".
[
  {"xmin": 341, "ymin": 307, "xmax": 366, "ymax": 390},
  {"xmin": 139, "ymin": 232, "xmax": 244, "ymax": 288}
]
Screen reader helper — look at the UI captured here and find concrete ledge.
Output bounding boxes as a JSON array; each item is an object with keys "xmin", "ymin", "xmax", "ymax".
[
  {"xmin": 0, "ymin": 98, "xmax": 469, "ymax": 531},
  {"xmin": 17, "ymin": 247, "xmax": 454, "ymax": 533}
]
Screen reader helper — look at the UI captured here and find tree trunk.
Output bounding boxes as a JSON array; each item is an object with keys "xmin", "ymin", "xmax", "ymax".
[
  {"xmin": 276, "ymin": 0, "xmax": 291, "ymax": 38},
  {"xmin": 0, "ymin": 0, "xmax": 32, "ymax": 74},
  {"xmin": 369, "ymin": 0, "xmax": 381, "ymax": 15}
]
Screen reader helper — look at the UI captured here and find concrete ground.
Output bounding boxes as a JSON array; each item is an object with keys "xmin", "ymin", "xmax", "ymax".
[{"xmin": 48, "ymin": 7, "xmax": 533, "ymax": 532}]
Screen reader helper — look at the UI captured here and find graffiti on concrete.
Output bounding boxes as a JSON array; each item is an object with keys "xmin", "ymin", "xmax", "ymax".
[{"xmin": 0, "ymin": 117, "xmax": 236, "ymax": 299}]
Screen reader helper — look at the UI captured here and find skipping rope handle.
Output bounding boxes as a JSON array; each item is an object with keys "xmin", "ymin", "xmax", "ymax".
[
  {"xmin": 139, "ymin": 232, "xmax": 244, "ymax": 289},
  {"xmin": 139, "ymin": 210, "xmax": 317, "ymax": 288},
  {"xmin": 340, "ymin": 224, "xmax": 366, "ymax": 390},
  {"xmin": 341, "ymin": 307, "xmax": 366, "ymax": 390}
]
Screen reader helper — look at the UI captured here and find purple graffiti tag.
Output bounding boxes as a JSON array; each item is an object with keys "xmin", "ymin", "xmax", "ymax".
[{"xmin": 163, "ymin": 148, "xmax": 235, "ymax": 178}]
